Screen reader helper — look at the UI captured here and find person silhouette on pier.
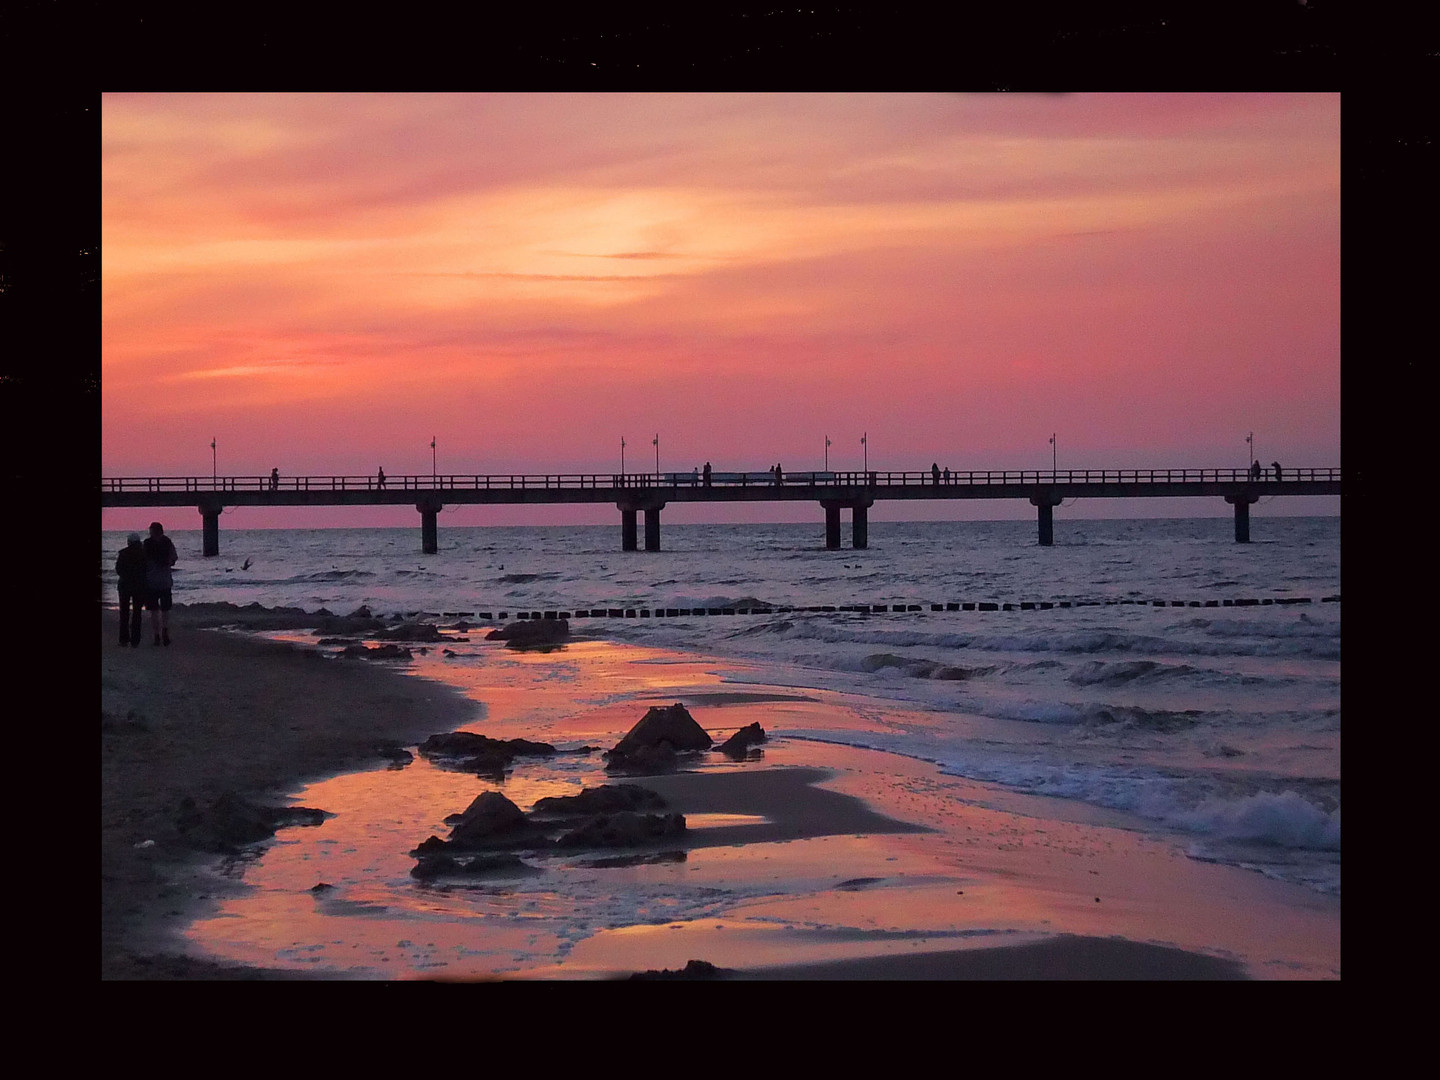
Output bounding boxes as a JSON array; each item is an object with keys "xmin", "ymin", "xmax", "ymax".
[
  {"xmin": 703, "ymin": 462, "xmax": 712, "ymax": 487},
  {"xmin": 270, "ymin": 467, "xmax": 279, "ymax": 491},
  {"xmin": 932, "ymin": 462, "xmax": 941, "ymax": 485},
  {"xmin": 142, "ymin": 521, "xmax": 178, "ymax": 646},
  {"xmin": 943, "ymin": 467, "xmax": 951, "ymax": 484},
  {"xmin": 1250, "ymin": 461, "xmax": 1262, "ymax": 481},
  {"xmin": 377, "ymin": 467, "xmax": 387, "ymax": 489},
  {"xmin": 1272, "ymin": 461, "xmax": 1282, "ymax": 482},
  {"xmin": 774, "ymin": 463, "xmax": 784, "ymax": 486},
  {"xmin": 115, "ymin": 532, "xmax": 147, "ymax": 647}
]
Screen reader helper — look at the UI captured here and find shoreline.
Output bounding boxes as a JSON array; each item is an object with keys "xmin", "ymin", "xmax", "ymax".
[
  {"xmin": 102, "ymin": 602, "xmax": 1333, "ymax": 980},
  {"xmin": 101, "ymin": 603, "xmax": 481, "ymax": 979}
]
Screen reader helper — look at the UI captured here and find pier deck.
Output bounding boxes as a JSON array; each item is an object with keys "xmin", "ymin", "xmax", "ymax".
[{"xmin": 101, "ymin": 467, "xmax": 1342, "ymax": 554}]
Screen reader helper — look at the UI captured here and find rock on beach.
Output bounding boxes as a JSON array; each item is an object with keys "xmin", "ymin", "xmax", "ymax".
[
  {"xmin": 485, "ymin": 619, "xmax": 569, "ymax": 648},
  {"xmin": 718, "ymin": 722, "xmax": 767, "ymax": 759}
]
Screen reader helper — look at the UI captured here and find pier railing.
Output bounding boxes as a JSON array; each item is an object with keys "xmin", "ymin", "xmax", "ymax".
[{"xmin": 100, "ymin": 466, "xmax": 1341, "ymax": 495}]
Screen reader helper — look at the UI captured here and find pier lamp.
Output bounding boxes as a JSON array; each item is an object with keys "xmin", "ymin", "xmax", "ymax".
[
  {"xmin": 211, "ymin": 437, "xmax": 216, "ymax": 486},
  {"xmin": 653, "ymin": 433, "xmax": 659, "ymax": 477},
  {"xmin": 1247, "ymin": 432, "xmax": 1254, "ymax": 469},
  {"xmin": 825, "ymin": 436, "xmax": 830, "ymax": 471},
  {"xmin": 621, "ymin": 437, "xmax": 626, "ymax": 478},
  {"xmin": 861, "ymin": 432, "xmax": 867, "ymax": 474},
  {"xmin": 1050, "ymin": 433, "xmax": 1057, "ymax": 475},
  {"xmin": 431, "ymin": 436, "xmax": 437, "ymax": 484}
]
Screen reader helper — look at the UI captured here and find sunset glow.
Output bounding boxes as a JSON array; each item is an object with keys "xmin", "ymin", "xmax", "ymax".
[{"xmin": 102, "ymin": 93, "xmax": 1340, "ymax": 528}]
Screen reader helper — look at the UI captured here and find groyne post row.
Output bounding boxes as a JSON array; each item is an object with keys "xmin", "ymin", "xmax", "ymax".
[
  {"xmin": 101, "ymin": 468, "xmax": 1342, "ymax": 555},
  {"xmin": 414, "ymin": 595, "xmax": 1341, "ymax": 621}
]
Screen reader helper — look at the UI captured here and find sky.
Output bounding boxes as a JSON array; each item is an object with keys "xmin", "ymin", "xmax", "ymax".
[{"xmin": 101, "ymin": 92, "xmax": 1340, "ymax": 530}]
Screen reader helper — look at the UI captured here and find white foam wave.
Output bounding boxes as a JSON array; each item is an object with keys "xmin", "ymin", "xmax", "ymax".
[{"xmin": 1173, "ymin": 790, "xmax": 1340, "ymax": 850}]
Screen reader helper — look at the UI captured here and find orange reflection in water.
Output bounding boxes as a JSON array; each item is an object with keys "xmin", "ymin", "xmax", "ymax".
[
  {"xmin": 180, "ymin": 633, "xmax": 1340, "ymax": 980},
  {"xmin": 182, "ymin": 636, "xmax": 849, "ymax": 978}
]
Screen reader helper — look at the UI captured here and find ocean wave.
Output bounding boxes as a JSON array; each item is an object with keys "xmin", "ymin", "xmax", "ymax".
[
  {"xmin": 728, "ymin": 618, "xmax": 979, "ymax": 651},
  {"xmin": 859, "ymin": 653, "xmax": 976, "ymax": 681},
  {"xmin": 669, "ymin": 595, "xmax": 771, "ymax": 611},
  {"xmin": 979, "ymin": 699, "xmax": 1205, "ymax": 730},
  {"xmin": 1067, "ymin": 659, "xmax": 1198, "ymax": 686},
  {"xmin": 296, "ymin": 569, "xmax": 374, "ymax": 581},
  {"xmin": 972, "ymin": 629, "xmax": 1158, "ymax": 655},
  {"xmin": 1078, "ymin": 703, "xmax": 1205, "ymax": 731},
  {"xmin": 1173, "ymin": 790, "xmax": 1340, "ymax": 851},
  {"xmin": 974, "ymin": 625, "xmax": 1338, "ymax": 662},
  {"xmin": 926, "ymin": 753, "xmax": 1336, "ymax": 851}
]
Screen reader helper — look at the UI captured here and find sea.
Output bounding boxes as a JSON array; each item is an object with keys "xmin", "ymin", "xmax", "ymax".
[{"xmin": 101, "ymin": 515, "xmax": 1341, "ymax": 974}]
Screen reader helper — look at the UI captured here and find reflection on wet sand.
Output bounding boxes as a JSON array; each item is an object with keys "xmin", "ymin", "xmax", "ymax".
[{"xmin": 176, "ymin": 633, "xmax": 1336, "ymax": 979}]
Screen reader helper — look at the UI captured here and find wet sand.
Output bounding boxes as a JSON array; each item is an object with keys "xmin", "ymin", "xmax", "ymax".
[
  {"xmin": 101, "ymin": 604, "xmax": 1337, "ymax": 979},
  {"xmin": 101, "ymin": 604, "xmax": 480, "ymax": 979}
]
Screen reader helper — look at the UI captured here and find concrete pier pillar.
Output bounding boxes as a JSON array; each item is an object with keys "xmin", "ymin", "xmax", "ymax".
[
  {"xmin": 824, "ymin": 504, "xmax": 841, "ymax": 549},
  {"xmin": 853, "ymin": 503, "xmax": 868, "ymax": 549},
  {"xmin": 621, "ymin": 508, "xmax": 638, "ymax": 551},
  {"xmin": 198, "ymin": 499, "xmax": 223, "ymax": 556},
  {"xmin": 644, "ymin": 507, "xmax": 661, "ymax": 551},
  {"xmin": 416, "ymin": 495, "xmax": 443, "ymax": 554},
  {"xmin": 1226, "ymin": 494, "xmax": 1256, "ymax": 543},
  {"xmin": 1030, "ymin": 490, "xmax": 1062, "ymax": 546},
  {"xmin": 1037, "ymin": 503, "xmax": 1054, "ymax": 546},
  {"xmin": 1225, "ymin": 493, "xmax": 1258, "ymax": 542}
]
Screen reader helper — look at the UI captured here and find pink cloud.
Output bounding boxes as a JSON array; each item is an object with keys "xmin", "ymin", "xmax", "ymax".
[{"xmin": 102, "ymin": 92, "xmax": 1340, "ymax": 517}]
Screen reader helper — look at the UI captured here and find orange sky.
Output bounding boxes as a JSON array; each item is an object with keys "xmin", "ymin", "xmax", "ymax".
[{"xmin": 101, "ymin": 93, "xmax": 1340, "ymax": 529}]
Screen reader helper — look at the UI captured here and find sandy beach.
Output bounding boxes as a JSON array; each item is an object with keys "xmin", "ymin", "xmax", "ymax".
[{"xmin": 101, "ymin": 604, "xmax": 1338, "ymax": 980}]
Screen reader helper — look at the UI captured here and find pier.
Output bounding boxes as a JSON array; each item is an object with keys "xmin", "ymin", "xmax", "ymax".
[{"xmin": 102, "ymin": 467, "xmax": 1341, "ymax": 555}]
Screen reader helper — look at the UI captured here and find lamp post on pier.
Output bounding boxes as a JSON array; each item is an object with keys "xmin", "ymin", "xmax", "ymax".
[
  {"xmin": 431, "ymin": 436, "xmax": 437, "ymax": 485},
  {"xmin": 653, "ymin": 433, "xmax": 659, "ymax": 478},
  {"xmin": 1050, "ymin": 433, "xmax": 1056, "ymax": 475},
  {"xmin": 211, "ymin": 437, "xmax": 216, "ymax": 487},
  {"xmin": 825, "ymin": 436, "xmax": 830, "ymax": 472},
  {"xmin": 1247, "ymin": 432, "xmax": 1254, "ymax": 471},
  {"xmin": 620, "ymin": 437, "xmax": 626, "ymax": 481},
  {"xmin": 861, "ymin": 432, "xmax": 868, "ymax": 474}
]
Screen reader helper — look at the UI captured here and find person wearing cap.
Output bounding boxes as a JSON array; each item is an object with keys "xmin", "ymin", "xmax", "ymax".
[
  {"xmin": 114, "ymin": 533, "xmax": 148, "ymax": 647},
  {"xmin": 142, "ymin": 521, "xmax": 179, "ymax": 646}
]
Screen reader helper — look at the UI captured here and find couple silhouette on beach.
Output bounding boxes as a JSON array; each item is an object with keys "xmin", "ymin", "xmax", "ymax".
[{"xmin": 114, "ymin": 521, "xmax": 179, "ymax": 647}]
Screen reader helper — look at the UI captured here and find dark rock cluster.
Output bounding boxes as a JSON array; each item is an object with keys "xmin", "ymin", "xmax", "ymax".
[
  {"xmin": 418, "ymin": 731, "xmax": 568, "ymax": 780},
  {"xmin": 175, "ymin": 792, "xmax": 330, "ymax": 854},
  {"xmin": 554, "ymin": 811, "xmax": 686, "ymax": 848},
  {"xmin": 410, "ymin": 783, "xmax": 687, "ymax": 880},
  {"xmin": 627, "ymin": 959, "xmax": 731, "ymax": 981},
  {"xmin": 373, "ymin": 622, "xmax": 451, "ymax": 643},
  {"xmin": 409, "ymin": 852, "xmax": 532, "ymax": 881},
  {"xmin": 339, "ymin": 643, "xmax": 414, "ymax": 660},
  {"xmin": 605, "ymin": 702, "xmax": 713, "ymax": 774},
  {"xmin": 718, "ymin": 722, "xmax": 767, "ymax": 759},
  {"xmin": 409, "ymin": 704, "xmax": 769, "ymax": 880},
  {"xmin": 485, "ymin": 619, "xmax": 569, "ymax": 648},
  {"xmin": 530, "ymin": 783, "xmax": 668, "ymax": 817}
]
